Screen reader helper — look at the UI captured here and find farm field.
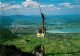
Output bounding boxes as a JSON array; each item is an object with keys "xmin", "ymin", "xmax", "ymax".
[{"xmin": 0, "ymin": 33, "xmax": 80, "ymax": 56}]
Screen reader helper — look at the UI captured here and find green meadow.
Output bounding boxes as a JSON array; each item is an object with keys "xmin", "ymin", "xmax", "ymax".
[{"xmin": 0, "ymin": 33, "xmax": 80, "ymax": 56}]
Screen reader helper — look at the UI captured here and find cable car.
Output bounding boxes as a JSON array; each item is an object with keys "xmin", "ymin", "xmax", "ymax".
[{"xmin": 37, "ymin": 1, "xmax": 46, "ymax": 37}]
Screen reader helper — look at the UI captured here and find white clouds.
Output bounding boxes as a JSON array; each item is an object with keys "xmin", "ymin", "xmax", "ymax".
[
  {"xmin": 49, "ymin": 7, "xmax": 61, "ymax": 11},
  {"xmin": 40, "ymin": 4, "xmax": 54, "ymax": 7},
  {"xmin": 69, "ymin": 6, "xmax": 73, "ymax": 8},
  {"xmin": 69, "ymin": 5, "xmax": 80, "ymax": 8},
  {"xmin": 57, "ymin": 8, "xmax": 61, "ymax": 10},
  {"xmin": 40, "ymin": 5, "xmax": 47, "ymax": 7},
  {"xmin": 22, "ymin": 0, "xmax": 54, "ymax": 8},
  {"xmin": 0, "ymin": 2, "xmax": 2, "ymax": 4},
  {"xmin": 8, "ymin": 5, "xmax": 22, "ymax": 9},
  {"xmin": 22, "ymin": 0, "xmax": 38, "ymax": 8},
  {"xmin": 0, "ymin": 3, "xmax": 8, "ymax": 8},
  {"xmin": 59, "ymin": 2, "xmax": 80, "ymax": 8},
  {"xmin": 59, "ymin": 3, "xmax": 71, "ymax": 7},
  {"xmin": 48, "ymin": 4, "xmax": 55, "ymax": 7},
  {"xmin": 0, "ymin": 2, "xmax": 22, "ymax": 10},
  {"xmin": 2, "ymin": 5, "xmax": 22, "ymax": 10},
  {"xmin": 26, "ymin": 0, "xmax": 32, "ymax": 1},
  {"xmin": 59, "ymin": 3, "xmax": 70, "ymax": 5}
]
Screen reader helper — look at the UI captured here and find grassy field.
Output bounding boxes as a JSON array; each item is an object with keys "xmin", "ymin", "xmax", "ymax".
[{"xmin": 0, "ymin": 33, "xmax": 80, "ymax": 56}]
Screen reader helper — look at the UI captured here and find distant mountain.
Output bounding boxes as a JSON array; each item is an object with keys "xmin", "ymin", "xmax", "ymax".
[
  {"xmin": 0, "ymin": 15, "xmax": 80, "ymax": 26},
  {"xmin": 0, "ymin": 16, "xmax": 13, "ymax": 28}
]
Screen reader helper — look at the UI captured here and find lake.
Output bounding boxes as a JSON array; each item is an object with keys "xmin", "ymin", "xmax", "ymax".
[{"xmin": 47, "ymin": 28, "xmax": 80, "ymax": 33}]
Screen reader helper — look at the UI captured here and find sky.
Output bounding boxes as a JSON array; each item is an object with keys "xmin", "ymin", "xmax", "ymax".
[{"xmin": 0, "ymin": 0, "xmax": 80, "ymax": 15}]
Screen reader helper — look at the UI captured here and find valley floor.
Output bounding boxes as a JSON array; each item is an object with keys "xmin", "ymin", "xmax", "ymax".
[{"xmin": 0, "ymin": 33, "xmax": 80, "ymax": 56}]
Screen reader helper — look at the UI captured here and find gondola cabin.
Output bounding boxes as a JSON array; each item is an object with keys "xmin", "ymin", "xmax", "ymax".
[{"xmin": 37, "ymin": 27, "xmax": 46, "ymax": 37}]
